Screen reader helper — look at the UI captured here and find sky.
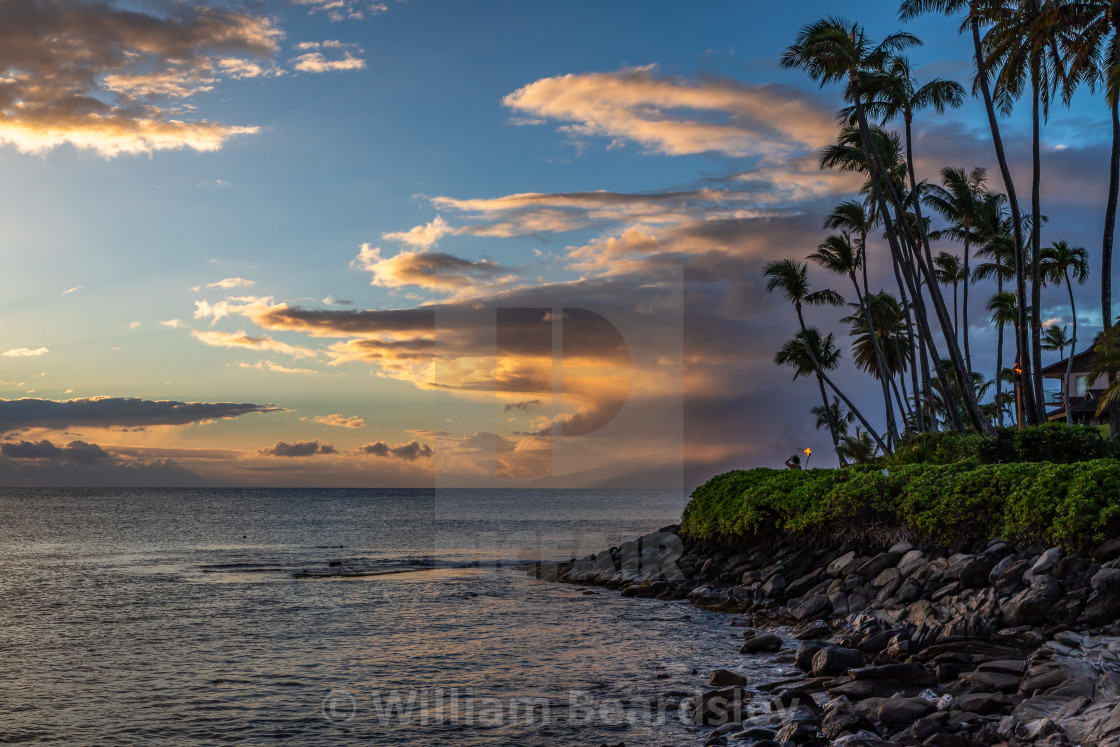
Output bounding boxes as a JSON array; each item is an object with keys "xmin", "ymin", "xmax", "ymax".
[{"xmin": 0, "ymin": 0, "xmax": 1114, "ymax": 488}]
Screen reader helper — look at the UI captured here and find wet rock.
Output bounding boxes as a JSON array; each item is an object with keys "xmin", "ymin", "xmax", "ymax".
[
  {"xmin": 1091, "ymin": 567, "xmax": 1120, "ymax": 594},
  {"xmin": 1024, "ymin": 547, "xmax": 1062, "ymax": 583},
  {"xmin": 740, "ymin": 632, "xmax": 783, "ymax": 654},
  {"xmin": 812, "ymin": 646, "xmax": 865, "ymax": 677},
  {"xmin": 958, "ymin": 670, "xmax": 1021, "ymax": 694},
  {"xmin": 761, "ymin": 574, "xmax": 786, "ymax": 597},
  {"xmin": 773, "ymin": 721, "xmax": 820, "ymax": 744},
  {"xmin": 795, "ymin": 641, "xmax": 832, "ymax": 672},
  {"xmin": 786, "ymin": 569, "xmax": 826, "ymax": 598},
  {"xmin": 691, "ymin": 686, "xmax": 750, "ymax": 725},
  {"xmin": 857, "ymin": 552, "xmax": 901, "ymax": 580},
  {"xmin": 709, "ymin": 669, "xmax": 748, "ymax": 687}
]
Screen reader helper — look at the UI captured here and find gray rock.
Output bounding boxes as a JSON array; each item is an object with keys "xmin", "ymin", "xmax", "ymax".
[
  {"xmin": 1001, "ymin": 574, "xmax": 1062, "ymax": 626},
  {"xmin": 1025, "ymin": 547, "xmax": 1063, "ymax": 582},
  {"xmin": 788, "ymin": 593, "xmax": 832, "ymax": 621},
  {"xmin": 1091, "ymin": 567, "xmax": 1120, "ymax": 594},
  {"xmin": 849, "ymin": 663, "xmax": 935, "ymax": 686},
  {"xmin": 795, "ymin": 640, "xmax": 832, "ymax": 672},
  {"xmin": 873, "ymin": 567, "xmax": 901, "ymax": 589},
  {"xmin": 829, "ymin": 551, "xmax": 860, "ymax": 577},
  {"xmin": 956, "ymin": 692, "xmax": 1013, "ymax": 715},
  {"xmin": 1093, "ymin": 537, "xmax": 1120, "ymax": 563},
  {"xmin": 854, "ymin": 695, "xmax": 936, "ymax": 731},
  {"xmin": 889, "ymin": 540, "xmax": 914, "ymax": 554},
  {"xmin": 812, "ymin": 646, "xmax": 865, "ymax": 677},
  {"xmin": 898, "ymin": 549, "xmax": 927, "ymax": 576},
  {"xmin": 857, "ymin": 552, "xmax": 901, "ymax": 579}
]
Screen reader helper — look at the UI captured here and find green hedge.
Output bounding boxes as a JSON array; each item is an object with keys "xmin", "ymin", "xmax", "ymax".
[
  {"xmin": 889, "ymin": 424, "xmax": 1116, "ymax": 467},
  {"xmin": 681, "ymin": 459, "xmax": 1120, "ymax": 550}
]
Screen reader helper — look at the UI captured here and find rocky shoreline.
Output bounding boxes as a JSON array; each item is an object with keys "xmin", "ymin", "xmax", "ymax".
[{"xmin": 528, "ymin": 527, "xmax": 1120, "ymax": 746}]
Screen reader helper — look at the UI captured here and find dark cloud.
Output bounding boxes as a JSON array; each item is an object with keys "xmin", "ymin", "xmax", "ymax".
[
  {"xmin": 259, "ymin": 440, "xmax": 337, "ymax": 457},
  {"xmin": 356, "ymin": 440, "xmax": 433, "ymax": 461},
  {"xmin": 0, "ymin": 397, "xmax": 279, "ymax": 433},
  {"xmin": 1, "ymin": 438, "xmax": 109, "ymax": 464},
  {"xmin": 504, "ymin": 399, "xmax": 542, "ymax": 412}
]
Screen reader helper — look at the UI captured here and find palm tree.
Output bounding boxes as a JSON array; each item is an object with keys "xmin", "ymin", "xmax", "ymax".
[
  {"xmin": 764, "ymin": 258, "xmax": 890, "ymax": 452},
  {"xmin": 811, "ymin": 396, "xmax": 855, "ymax": 438},
  {"xmin": 988, "ymin": 290, "xmax": 1022, "ymax": 426},
  {"xmin": 1042, "ymin": 324, "xmax": 1070, "ymax": 357},
  {"xmin": 899, "ymin": 1, "xmax": 1032, "ymax": 417},
  {"xmin": 1062, "ymin": 0, "xmax": 1120, "ymax": 332},
  {"xmin": 776, "ymin": 329, "xmax": 848, "ymax": 465},
  {"xmin": 984, "ymin": 0, "xmax": 1078, "ymax": 422},
  {"xmin": 784, "ymin": 17, "xmax": 989, "ymax": 433},
  {"xmin": 837, "ymin": 428, "xmax": 880, "ymax": 463},
  {"xmin": 809, "ymin": 232, "xmax": 901, "ymax": 438},
  {"xmin": 840, "ymin": 292, "xmax": 914, "ymax": 426},
  {"xmin": 924, "ymin": 167, "xmax": 989, "ymax": 370},
  {"xmin": 933, "ymin": 251, "xmax": 968, "ymax": 336},
  {"xmin": 1041, "ymin": 240, "xmax": 1091, "ymax": 423},
  {"xmin": 1090, "ymin": 325, "xmax": 1120, "ymax": 416}
]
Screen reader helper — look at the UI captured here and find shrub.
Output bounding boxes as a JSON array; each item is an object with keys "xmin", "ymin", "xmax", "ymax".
[
  {"xmin": 682, "ymin": 459, "xmax": 1120, "ymax": 549},
  {"xmin": 888, "ymin": 423, "xmax": 1116, "ymax": 467}
]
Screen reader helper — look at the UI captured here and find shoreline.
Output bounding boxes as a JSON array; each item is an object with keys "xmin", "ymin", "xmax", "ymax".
[{"xmin": 530, "ymin": 526, "xmax": 1120, "ymax": 746}]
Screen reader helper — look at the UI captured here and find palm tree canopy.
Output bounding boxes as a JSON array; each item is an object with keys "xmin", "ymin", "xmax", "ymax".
[
  {"xmin": 1042, "ymin": 323, "xmax": 1070, "ymax": 352},
  {"xmin": 923, "ymin": 166, "xmax": 989, "ymax": 243},
  {"xmin": 811, "ymin": 396, "xmax": 854, "ymax": 435},
  {"xmin": 775, "ymin": 328, "xmax": 843, "ymax": 380},
  {"xmin": 988, "ymin": 290, "xmax": 1021, "ymax": 326},
  {"xmin": 1040, "ymin": 240, "xmax": 1091, "ymax": 285},
  {"xmin": 809, "ymin": 233, "xmax": 862, "ymax": 277},
  {"xmin": 764, "ymin": 259, "xmax": 845, "ymax": 308},
  {"xmin": 840, "ymin": 291, "xmax": 912, "ymax": 378},
  {"xmin": 858, "ymin": 54, "xmax": 966, "ymax": 125},
  {"xmin": 933, "ymin": 250, "xmax": 967, "ymax": 285}
]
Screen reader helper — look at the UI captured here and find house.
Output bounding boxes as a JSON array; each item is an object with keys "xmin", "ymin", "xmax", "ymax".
[{"xmin": 1040, "ymin": 348, "xmax": 1111, "ymax": 426}]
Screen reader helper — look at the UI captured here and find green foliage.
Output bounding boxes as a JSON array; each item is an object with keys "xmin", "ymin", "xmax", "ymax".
[
  {"xmin": 682, "ymin": 459, "xmax": 1120, "ymax": 550},
  {"xmin": 888, "ymin": 423, "xmax": 1116, "ymax": 466}
]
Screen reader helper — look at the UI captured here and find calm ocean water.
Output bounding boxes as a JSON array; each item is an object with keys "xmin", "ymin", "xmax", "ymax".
[{"xmin": 0, "ymin": 489, "xmax": 793, "ymax": 745}]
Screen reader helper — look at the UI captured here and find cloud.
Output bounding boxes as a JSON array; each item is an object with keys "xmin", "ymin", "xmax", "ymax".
[
  {"xmin": 62, "ymin": 285, "xmax": 83, "ymax": 295},
  {"xmin": 382, "ymin": 216, "xmax": 454, "ymax": 249},
  {"xmin": 502, "ymin": 65, "xmax": 837, "ymax": 158},
  {"xmin": 1, "ymin": 439, "xmax": 109, "ymax": 464},
  {"xmin": 322, "ymin": 295, "xmax": 353, "ymax": 306},
  {"xmin": 290, "ymin": 41, "xmax": 366, "ymax": 73},
  {"xmin": 161, "ymin": 319, "xmax": 185, "ymax": 328},
  {"xmin": 236, "ymin": 360, "xmax": 317, "ymax": 374},
  {"xmin": 259, "ymin": 440, "xmax": 337, "ymax": 457},
  {"xmin": 352, "ymin": 244, "xmax": 513, "ymax": 293},
  {"xmin": 291, "ymin": 0, "xmax": 389, "ymax": 22},
  {"xmin": 504, "ymin": 399, "xmax": 542, "ymax": 412},
  {"xmin": 0, "ymin": 397, "xmax": 278, "ymax": 432},
  {"xmin": 191, "ymin": 329, "xmax": 318, "ymax": 359},
  {"xmin": 356, "ymin": 440, "xmax": 433, "ymax": 461},
  {"xmin": 0, "ymin": 0, "xmax": 281, "ymax": 156},
  {"xmin": 2, "ymin": 347, "xmax": 48, "ymax": 357},
  {"xmin": 205, "ymin": 277, "xmax": 256, "ymax": 289},
  {"xmin": 313, "ymin": 414, "xmax": 365, "ymax": 429}
]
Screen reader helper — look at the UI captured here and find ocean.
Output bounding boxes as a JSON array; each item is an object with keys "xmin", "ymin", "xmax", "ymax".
[{"xmin": 0, "ymin": 488, "xmax": 793, "ymax": 745}]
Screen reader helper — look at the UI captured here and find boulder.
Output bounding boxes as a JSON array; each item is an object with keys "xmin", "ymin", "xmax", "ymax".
[
  {"xmin": 690, "ymin": 686, "xmax": 750, "ymax": 725},
  {"xmin": 898, "ymin": 550, "xmax": 927, "ymax": 576},
  {"xmin": 1092, "ymin": 537, "xmax": 1120, "ymax": 563},
  {"xmin": 795, "ymin": 640, "xmax": 832, "ymax": 672},
  {"xmin": 955, "ymin": 692, "xmax": 1013, "ymax": 715},
  {"xmin": 857, "ymin": 552, "xmax": 901, "ymax": 579},
  {"xmin": 849, "ymin": 663, "xmax": 936, "ymax": 686},
  {"xmin": 855, "ymin": 696, "xmax": 936, "ymax": 731},
  {"xmin": 788, "ymin": 594, "xmax": 832, "ymax": 621},
  {"xmin": 761, "ymin": 574, "xmax": 787, "ymax": 596},
  {"xmin": 1024, "ymin": 547, "xmax": 1062, "ymax": 582},
  {"xmin": 812, "ymin": 646, "xmax": 865, "ymax": 677},
  {"xmin": 1091, "ymin": 567, "xmax": 1120, "ymax": 594},
  {"xmin": 709, "ymin": 669, "xmax": 748, "ymax": 687},
  {"xmin": 829, "ymin": 551, "xmax": 860, "ymax": 577},
  {"xmin": 1001, "ymin": 574, "xmax": 1062, "ymax": 626},
  {"xmin": 740, "ymin": 632, "xmax": 783, "ymax": 654}
]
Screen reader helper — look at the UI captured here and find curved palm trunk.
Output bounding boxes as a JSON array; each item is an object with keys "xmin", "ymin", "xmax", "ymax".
[
  {"xmin": 817, "ymin": 375, "xmax": 847, "ymax": 466},
  {"xmin": 962, "ymin": 237, "xmax": 972, "ymax": 373},
  {"xmin": 953, "ymin": 281, "xmax": 959, "ymax": 335},
  {"xmin": 1030, "ymin": 59, "xmax": 1045, "ymax": 424},
  {"xmin": 1105, "ymin": 25, "xmax": 1120, "ymax": 333},
  {"xmin": 794, "ymin": 304, "xmax": 889, "ymax": 454},
  {"xmin": 996, "ymin": 275, "xmax": 1005, "ymax": 429},
  {"xmin": 1065, "ymin": 273, "xmax": 1078, "ymax": 426},
  {"xmin": 969, "ymin": 10, "xmax": 1037, "ymax": 425},
  {"xmin": 892, "ymin": 249, "xmax": 926, "ymax": 432}
]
